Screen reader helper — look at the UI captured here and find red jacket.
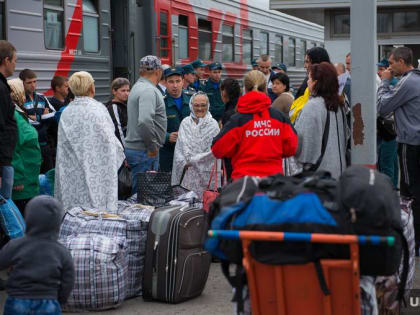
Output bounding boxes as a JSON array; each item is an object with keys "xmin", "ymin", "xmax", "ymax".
[{"xmin": 212, "ymin": 91, "xmax": 298, "ymax": 179}]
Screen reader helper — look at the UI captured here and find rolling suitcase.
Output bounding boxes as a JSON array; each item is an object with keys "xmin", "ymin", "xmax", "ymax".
[{"xmin": 143, "ymin": 205, "xmax": 211, "ymax": 303}]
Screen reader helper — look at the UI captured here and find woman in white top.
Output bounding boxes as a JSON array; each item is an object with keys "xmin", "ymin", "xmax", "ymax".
[{"xmin": 171, "ymin": 92, "xmax": 220, "ymax": 199}]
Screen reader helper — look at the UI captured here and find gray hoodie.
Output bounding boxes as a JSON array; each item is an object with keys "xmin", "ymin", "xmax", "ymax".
[
  {"xmin": 0, "ymin": 196, "xmax": 74, "ymax": 304},
  {"xmin": 377, "ymin": 69, "xmax": 420, "ymax": 145}
]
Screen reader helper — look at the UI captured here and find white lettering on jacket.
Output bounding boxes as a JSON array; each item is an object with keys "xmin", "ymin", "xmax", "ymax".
[{"xmin": 245, "ymin": 120, "xmax": 280, "ymax": 138}]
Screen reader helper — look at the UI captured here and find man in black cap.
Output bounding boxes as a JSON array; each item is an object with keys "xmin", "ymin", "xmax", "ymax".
[
  {"xmin": 159, "ymin": 66, "xmax": 191, "ymax": 172},
  {"xmin": 191, "ymin": 59, "xmax": 206, "ymax": 90},
  {"xmin": 182, "ymin": 64, "xmax": 199, "ymax": 93},
  {"xmin": 203, "ymin": 62, "xmax": 224, "ymax": 122}
]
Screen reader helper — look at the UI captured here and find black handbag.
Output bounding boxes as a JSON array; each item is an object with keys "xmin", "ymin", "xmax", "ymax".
[
  {"xmin": 137, "ymin": 171, "xmax": 173, "ymax": 206},
  {"xmin": 118, "ymin": 165, "xmax": 132, "ymax": 200},
  {"xmin": 377, "ymin": 116, "xmax": 397, "ymax": 141}
]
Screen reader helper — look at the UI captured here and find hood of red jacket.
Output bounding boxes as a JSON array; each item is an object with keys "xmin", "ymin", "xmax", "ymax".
[{"xmin": 237, "ymin": 91, "xmax": 272, "ymax": 114}]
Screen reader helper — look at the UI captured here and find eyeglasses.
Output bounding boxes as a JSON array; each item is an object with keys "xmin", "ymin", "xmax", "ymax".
[{"xmin": 192, "ymin": 104, "xmax": 207, "ymax": 108}]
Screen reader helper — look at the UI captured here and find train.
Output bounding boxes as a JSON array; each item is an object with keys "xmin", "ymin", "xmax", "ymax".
[{"xmin": 4, "ymin": 0, "xmax": 324, "ymax": 102}]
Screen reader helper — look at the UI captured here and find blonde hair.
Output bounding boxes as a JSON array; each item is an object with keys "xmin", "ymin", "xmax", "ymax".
[
  {"xmin": 244, "ymin": 70, "xmax": 267, "ymax": 93},
  {"xmin": 8, "ymin": 78, "xmax": 25, "ymax": 106},
  {"xmin": 68, "ymin": 71, "xmax": 94, "ymax": 96}
]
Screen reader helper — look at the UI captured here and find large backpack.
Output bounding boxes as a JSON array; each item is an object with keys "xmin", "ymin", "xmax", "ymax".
[{"xmin": 339, "ymin": 166, "xmax": 409, "ymax": 302}]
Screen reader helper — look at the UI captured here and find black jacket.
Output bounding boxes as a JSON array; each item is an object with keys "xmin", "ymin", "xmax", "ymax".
[
  {"xmin": 0, "ymin": 196, "xmax": 74, "ymax": 304},
  {"xmin": 107, "ymin": 101, "xmax": 128, "ymax": 146},
  {"xmin": 0, "ymin": 72, "xmax": 17, "ymax": 175}
]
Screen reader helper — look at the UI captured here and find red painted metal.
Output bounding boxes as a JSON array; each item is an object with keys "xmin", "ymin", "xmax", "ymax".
[{"xmin": 44, "ymin": 0, "xmax": 83, "ymax": 96}]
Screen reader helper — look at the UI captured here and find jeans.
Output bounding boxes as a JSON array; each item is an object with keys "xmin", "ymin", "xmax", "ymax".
[
  {"xmin": 378, "ymin": 139, "xmax": 399, "ymax": 188},
  {"xmin": 125, "ymin": 148, "xmax": 159, "ymax": 195},
  {"xmin": 398, "ymin": 143, "xmax": 420, "ymax": 246},
  {"xmin": 0, "ymin": 166, "xmax": 14, "ymax": 199},
  {"xmin": 4, "ymin": 297, "xmax": 61, "ymax": 315}
]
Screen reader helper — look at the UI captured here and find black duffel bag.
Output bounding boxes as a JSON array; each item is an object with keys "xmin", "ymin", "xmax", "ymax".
[{"xmin": 137, "ymin": 171, "xmax": 173, "ymax": 206}]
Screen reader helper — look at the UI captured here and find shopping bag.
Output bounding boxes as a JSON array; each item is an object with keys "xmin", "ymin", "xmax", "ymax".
[
  {"xmin": 203, "ymin": 160, "xmax": 226, "ymax": 213},
  {"xmin": 118, "ymin": 165, "xmax": 132, "ymax": 200},
  {"xmin": 0, "ymin": 194, "xmax": 26, "ymax": 239},
  {"xmin": 137, "ymin": 171, "xmax": 172, "ymax": 206}
]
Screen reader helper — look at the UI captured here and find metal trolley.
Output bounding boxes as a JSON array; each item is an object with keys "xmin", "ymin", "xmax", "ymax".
[{"xmin": 209, "ymin": 230, "xmax": 395, "ymax": 315}]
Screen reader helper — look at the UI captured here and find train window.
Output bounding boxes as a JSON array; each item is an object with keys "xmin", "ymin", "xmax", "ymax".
[
  {"xmin": 198, "ymin": 19, "xmax": 212, "ymax": 60},
  {"xmin": 82, "ymin": 0, "xmax": 99, "ymax": 52},
  {"xmin": 44, "ymin": 0, "xmax": 65, "ymax": 49},
  {"xmin": 259, "ymin": 32, "xmax": 269, "ymax": 56},
  {"xmin": 242, "ymin": 29, "xmax": 253, "ymax": 65},
  {"xmin": 222, "ymin": 25, "xmax": 234, "ymax": 62},
  {"xmin": 288, "ymin": 38, "xmax": 296, "ymax": 67},
  {"xmin": 178, "ymin": 15, "xmax": 188, "ymax": 59},
  {"xmin": 159, "ymin": 11, "xmax": 169, "ymax": 58},
  {"xmin": 296, "ymin": 39, "xmax": 306, "ymax": 68},
  {"xmin": 274, "ymin": 35, "xmax": 283, "ymax": 63}
]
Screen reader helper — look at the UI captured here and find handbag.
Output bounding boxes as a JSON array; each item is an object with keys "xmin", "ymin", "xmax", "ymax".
[
  {"xmin": 0, "ymin": 194, "xmax": 26, "ymax": 239},
  {"xmin": 203, "ymin": 160, "xmax": 226, "ymax": 213},
  {"xmin": 377, "ymin": 116, "xmax": 397, "ymax": 141},
  {"xmin": 118, "ymin": 165, "xmax": 132, "ymax": 200},
  {"xmin": 137, "ymin": 171, "xmax": 172, "ymax": 206}
]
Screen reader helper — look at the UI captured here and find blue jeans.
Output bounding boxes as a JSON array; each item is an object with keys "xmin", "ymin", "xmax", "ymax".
[
  {"xmin": 0, "ymin": 166, "xmax": 14, "ymax": 199},
  {"xmin": 378, "ymin": 139, "xmax": 399, "ymax": 188},
  {"xmin": 4, "ymin": 297, "xmax": 61, "ymax": 315},
  {"xmin": 125, "ymin": 148, "xmax": 159, "ymax": 195}
]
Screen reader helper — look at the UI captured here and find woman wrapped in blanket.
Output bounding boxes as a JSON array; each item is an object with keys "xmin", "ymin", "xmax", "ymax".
[
  {"xmin": 171, "ymin": 91, "xmax": 220, "ymax": 200},
  {"xmin": 55, "ymin": 71, "xmax": 125, "ymax": 211}
]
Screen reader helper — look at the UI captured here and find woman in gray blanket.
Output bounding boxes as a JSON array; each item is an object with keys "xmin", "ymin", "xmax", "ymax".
[{"xmin": 294, "ymin": 62, "xmax": 348, "ymax": 179}]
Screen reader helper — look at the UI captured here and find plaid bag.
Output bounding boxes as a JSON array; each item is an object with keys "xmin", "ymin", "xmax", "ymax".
[
  {"xmin": 115, "ymin": 203, "xmax": 153, "ymax": 297},
  {"xmin": 60, "ymin": 206, "xmax": 152, "ymax": 298},
  {"xmin": 62, "ymin": 233, "xmax": 128, "ymax": 311},
  {"xmin": 376, "ymin": 197, "xmax": 416, "ymax": 314},
  {"xmin": 137, "ymin": 171, "xmax": 172, "ymax": 206}
]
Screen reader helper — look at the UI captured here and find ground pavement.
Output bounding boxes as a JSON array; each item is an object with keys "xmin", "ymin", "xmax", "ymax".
[{"xmin": 0, "ymin": 260, "xmax": 419, "ymax": 314}]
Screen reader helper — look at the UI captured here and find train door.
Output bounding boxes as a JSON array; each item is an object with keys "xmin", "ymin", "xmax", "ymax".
[
  {"xmin": 156, "ymin": 0, "xmax": 172, "ymax": 65},
  {"xmin": 111, "ymin": 0, "xmax": 130, "ymax": 80}
]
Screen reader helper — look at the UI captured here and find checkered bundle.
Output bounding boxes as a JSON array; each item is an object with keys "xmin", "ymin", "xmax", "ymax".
[
  {"xmin": 59, "ymin": 206, "xmax": 153, "ymax": 299},
  {"xmin": 62, "ymin": 233, "xmax": 128, "ymax": 311},
  {"xmin": 115, "ymin": 203, "xmax": 153, "ymax": 297}
]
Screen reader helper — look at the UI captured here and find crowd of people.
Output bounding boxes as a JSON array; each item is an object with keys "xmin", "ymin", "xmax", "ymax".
[{"xmin": 0, "ymin": 36, "xmax": 419, "ymax": 313}]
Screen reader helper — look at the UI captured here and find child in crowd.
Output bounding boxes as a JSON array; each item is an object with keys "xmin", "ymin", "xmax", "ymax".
[{"xmin": 0, "ymin": 195, "xmax": 74, "ymax": 315}]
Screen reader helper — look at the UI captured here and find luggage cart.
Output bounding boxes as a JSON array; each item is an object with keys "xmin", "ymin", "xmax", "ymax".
[{"xmin": 208, "ymin": 230, "xmax": 395, "ymax": 315}]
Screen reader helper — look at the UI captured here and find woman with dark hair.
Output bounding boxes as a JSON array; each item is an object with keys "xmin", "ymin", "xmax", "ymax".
[
  {"xmin": 220, "ymin": 78, "xmax": 241, "ymax": 126},
  {"xmin": 271, "ymin": 73, "xmax": 294, "ymax": 116},
  {"xmin": 290, "ymin": 47, "xmax": 332, "ymax": 123},
  {"xmin": 294, "ymin": 62, "xmax": 348, "ymax": 179}
]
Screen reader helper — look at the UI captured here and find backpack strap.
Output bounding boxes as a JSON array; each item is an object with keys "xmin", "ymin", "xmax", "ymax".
[
  {"xmin": 221, "ymin": 260, "xmax": 247, "ymax": 314},
  {"xmin": 314, "ymin": 260, "xmax": 331, "ymax": 296},
  {"xmin": 307, "ymin": 110, "xmax": 330, "ymax": 171}
]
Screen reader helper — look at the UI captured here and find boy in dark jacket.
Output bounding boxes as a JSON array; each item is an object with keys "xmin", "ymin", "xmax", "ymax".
[{"xmin": 0, "ymin": 195, "xmax": 74, "ymax": 315}]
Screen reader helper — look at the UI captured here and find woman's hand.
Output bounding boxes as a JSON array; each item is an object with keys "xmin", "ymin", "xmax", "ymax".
[{"xmin": 13, "ymin": 185, "xmax": 24, "ymax": 191}]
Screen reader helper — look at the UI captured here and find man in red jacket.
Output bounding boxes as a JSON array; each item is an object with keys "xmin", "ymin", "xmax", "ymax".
[{"xmin": 211, "ymin": 71, "xmax": 297, "ymax": 180}]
